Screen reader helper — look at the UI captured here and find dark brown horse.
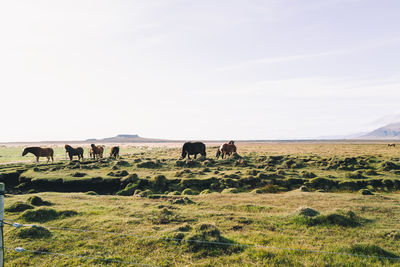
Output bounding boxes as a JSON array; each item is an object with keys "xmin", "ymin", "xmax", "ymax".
[
  {"xmin": 22, "ymin": 147, "xmax": 54, "ymax": 163},
  {"xmin": 216, "ymin": 141, "xmax": 237, "ymax": 159},
  {"xmin": 388, "ymin": 143, "xmax": 396, "ymax": 147},
  {"xmin": 65, "ymin": 145, "xmax": 84, "ymax": 161},
  {"xmin": 90, "ymin": 144, "xmax": 104, "ymax": 159},
  {"xmin": 110, "ymin": 146, "xmax": 120, "ymax": 158}
]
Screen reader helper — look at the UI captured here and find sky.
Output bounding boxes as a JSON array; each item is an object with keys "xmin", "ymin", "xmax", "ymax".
[{"xmin": 1, "ymin": 0, "xmax": 400, "ymax": 141}]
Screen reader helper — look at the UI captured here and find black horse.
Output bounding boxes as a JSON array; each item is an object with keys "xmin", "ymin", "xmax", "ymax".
[
  {"xmin": 110, "ymin": 146, "xmax": 120, "ymax": 158},
  {"xmin": 181, "ymin": 142, "xmax": 206, "ymax": 159},
  {"xmin": 65, "ymin": 145, "xmax": 84, "ymax": 161}
]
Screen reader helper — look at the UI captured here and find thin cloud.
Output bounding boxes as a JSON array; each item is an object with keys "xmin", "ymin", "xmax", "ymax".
[{"xmin": 216, "ymin": 37, "xmax": 400, "ymax": 72}]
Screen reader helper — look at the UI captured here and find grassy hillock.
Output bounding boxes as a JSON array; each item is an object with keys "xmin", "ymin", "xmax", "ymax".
[{"xmin": 3, "ymin": 191, "xmax": 400, "ymax": 266}]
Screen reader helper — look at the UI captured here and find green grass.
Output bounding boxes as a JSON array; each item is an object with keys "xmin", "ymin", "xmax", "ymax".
[{"xmin": 1, "ymin": 143, "xmax": 400, "ymax": 265}]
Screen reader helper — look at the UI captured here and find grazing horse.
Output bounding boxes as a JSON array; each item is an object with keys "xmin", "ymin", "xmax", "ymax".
[
  {"xmin": 110, "ymin": 146, "xmax": 120, "ymax": 158},
  {"xmin": 181, "ymin": 142, "xmax": 206, "ymax": 159},
  {"xmin": 22, "ymin": 147, "xmax": 54, "ymax": 163},
  {"xmin": 90, "ymin": 144, "xmax": 104, "ymax": 159},
  {"xmin": 65, "ymin": 145, "xmax": 84, "ymax": 161},
  {"xmin": 216, "ymin": 141, "xmax": 237, "ymax": 159},
  {"xmin": 388, "ymin": 143, "xmax": 396, "ymax": 147}
]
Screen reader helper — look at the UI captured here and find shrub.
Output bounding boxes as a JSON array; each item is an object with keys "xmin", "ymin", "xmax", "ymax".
[
  {"xmin": 16, "ymin": 226, "xmax": 52, "ymax": 239},
  {"xmin": 5, "ymin": 202, "xmax": 34, "ymax": 212}
]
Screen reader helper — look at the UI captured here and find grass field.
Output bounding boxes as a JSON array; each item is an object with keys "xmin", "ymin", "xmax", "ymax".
[{"xmin": 1, "ymin": 143, "xmax": 400, "ymax": 266}]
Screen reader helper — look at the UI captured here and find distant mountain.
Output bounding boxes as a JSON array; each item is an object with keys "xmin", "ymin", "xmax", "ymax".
[
  {"xmin": 85, "ymin": 134, "xmax": 174, "ymax": 143},
  {"xmin": 359, "ymin": 122, "xmax": 400, "ymax": 139}
]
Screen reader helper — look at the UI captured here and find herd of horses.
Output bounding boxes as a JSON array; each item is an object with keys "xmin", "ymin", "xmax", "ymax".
[{"xmin": 21, "ymin": 141, "xmax": 237, "ymax": 163}]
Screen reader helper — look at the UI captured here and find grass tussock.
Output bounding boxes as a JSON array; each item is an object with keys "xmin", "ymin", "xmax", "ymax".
[
  {"xmin": 20, "ymin": 208, "xmax": 78, "ymax": 222},
  {"xmin": 293, "ymin": 210, "xmax": 363, "ymax": 227},
  {"xmin": 16, "ymin": 226, "xmax": 52, "ymax": 239}
]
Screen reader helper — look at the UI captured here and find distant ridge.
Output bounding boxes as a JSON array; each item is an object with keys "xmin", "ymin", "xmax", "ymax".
[
  {"xmin": 359, "ymin": 122, "xmax": 400, "ymax": 140},
  {"xmin": 85, "ymin": 134, "xmax": 174, "ymax": 143}
]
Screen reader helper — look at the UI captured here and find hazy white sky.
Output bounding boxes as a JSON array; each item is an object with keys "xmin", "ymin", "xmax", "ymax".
[{"xmin": 2, "ymin": 0, "xmax": 400, "ymax": 141}]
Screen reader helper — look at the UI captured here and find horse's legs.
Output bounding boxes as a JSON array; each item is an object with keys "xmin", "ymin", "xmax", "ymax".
[
  {"xmin": 194, "ymin": 154, "xmax": 197, "ymax": 159},
  {"xmin": 188, "ymin": 154, "xmax": 191, "ymax": 160},
  {"xmin": 36, "ymin": 156, "xmax": 39, "ymax": 165}
]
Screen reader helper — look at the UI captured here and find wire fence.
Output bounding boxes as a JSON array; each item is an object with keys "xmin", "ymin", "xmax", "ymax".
[{"xmin": 2, "ymin": 218, "xmax": 400, "ymax": 265}]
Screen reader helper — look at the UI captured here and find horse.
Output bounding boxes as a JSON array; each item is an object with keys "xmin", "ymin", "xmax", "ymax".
[
  {"xmin": 22, "ymin": 147, "xmax": 54, "ymax": 163},
  {"xmin": 181, "ymin": 142, "xmax": 206, "ymax": 159},
  {"xmin": 216, "ymin": 141, "xmax": 237, "ymax": 159},
  {"xmin": 65, "ymin": 145, "xmax": 84, "ymax": 161},
  {"xmin": 90, "ymin": 144, "xmax": 104, "ymax": 159},
  {"xmin": 110, "ymin": 146, "xmax": 120, "ymax": 158},
  {"xmin": 388, "ymin": 143, "xmax": 396, "ymax": 147}
]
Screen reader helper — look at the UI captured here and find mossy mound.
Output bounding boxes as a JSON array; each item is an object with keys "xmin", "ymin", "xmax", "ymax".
[
  {"xmin": 295, "ymin": 207, "xmax": 319, "ymax": 217},
  {"xmin": 5, "ymin": 202, "xmax": 34, "ymax": 212},
  {"xmin": 27, "ymin": 196, "xmax": 51, "ymax": 206},
  {"xmin": 171, "ymin": 197, "xmax": 194, "ymax": 205},
  {"xmin": 183, "ymin": 223, "xmax": 241, "ymax": 255},
  {"xmin": 345, "ymin": 171, "xmax": 365, "ymax": 179},
  {"xmin": 182, "ymin": 188, "xmax": 196, "ymax": 195},
  {"xmin": 72, "ymin": 172, "xmax": 87, "ymax": 177},
  {"xmin": 345, "ymin": 244, "xmax": 398, "ymax": 258},
  {"xmin": 151, "ymin": 175, "xmax": 168, "ymax": 193},
  {"xmin": 115, "ymin": 160, "xmax": 130, "ymax": 167},
  {"xmin": 293, "ymin": 210, "xmax": 362, "ymax": 227},
  {"xmin": 20, "ymin": 208, "xmax": 78, "ymax": 222},
  {"xmin": 359, "ymin": 189, "xmax": 373, "ymax": 195},
  {"xmin": 85, "ymin": 191, "xmax": 98, "ymax": 195},
  {"xmin": 301, "ymin": 171, "xmax": 317, "ymax": 178},
  {"xmin": 200, "ymin": 189, "xmax": 211, "ymax": 195},
  {"xmin": 137, "ymin": 161, "xmax": 162, "ymax": 168},
  {"xmin": 299, "ymin": 186, "xmax": 310, "ymax": 192},
  {"xmin": 221, "ymin": 188, "xmax": 239, "ymax": 194},
  {"xmin": 16, "ymin": 226, "xmax": 52, "ymax": 239}
]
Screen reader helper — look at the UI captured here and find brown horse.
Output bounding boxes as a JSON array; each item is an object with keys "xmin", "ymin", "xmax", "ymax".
[
  {"xmin": 22, "ymin": 147, "xmax": 54, "ymax": 163},
  {"xmin": 110, "ymin": 146, "xmax": 120, "ymax": 158},
  {"xmin": 216, "ymin": 141, "xmax": 237, "ymax": 159},
  {"xmin": 65, "ymin": 145, "xmax": 84, "ymax": 161},
  {"xmin": 90, "ymin": 144, "xmax": 104, "ymax": 159},
  {"xmin": 388, "ymin": 143, "xmax": 396, "ymax": 147}
]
